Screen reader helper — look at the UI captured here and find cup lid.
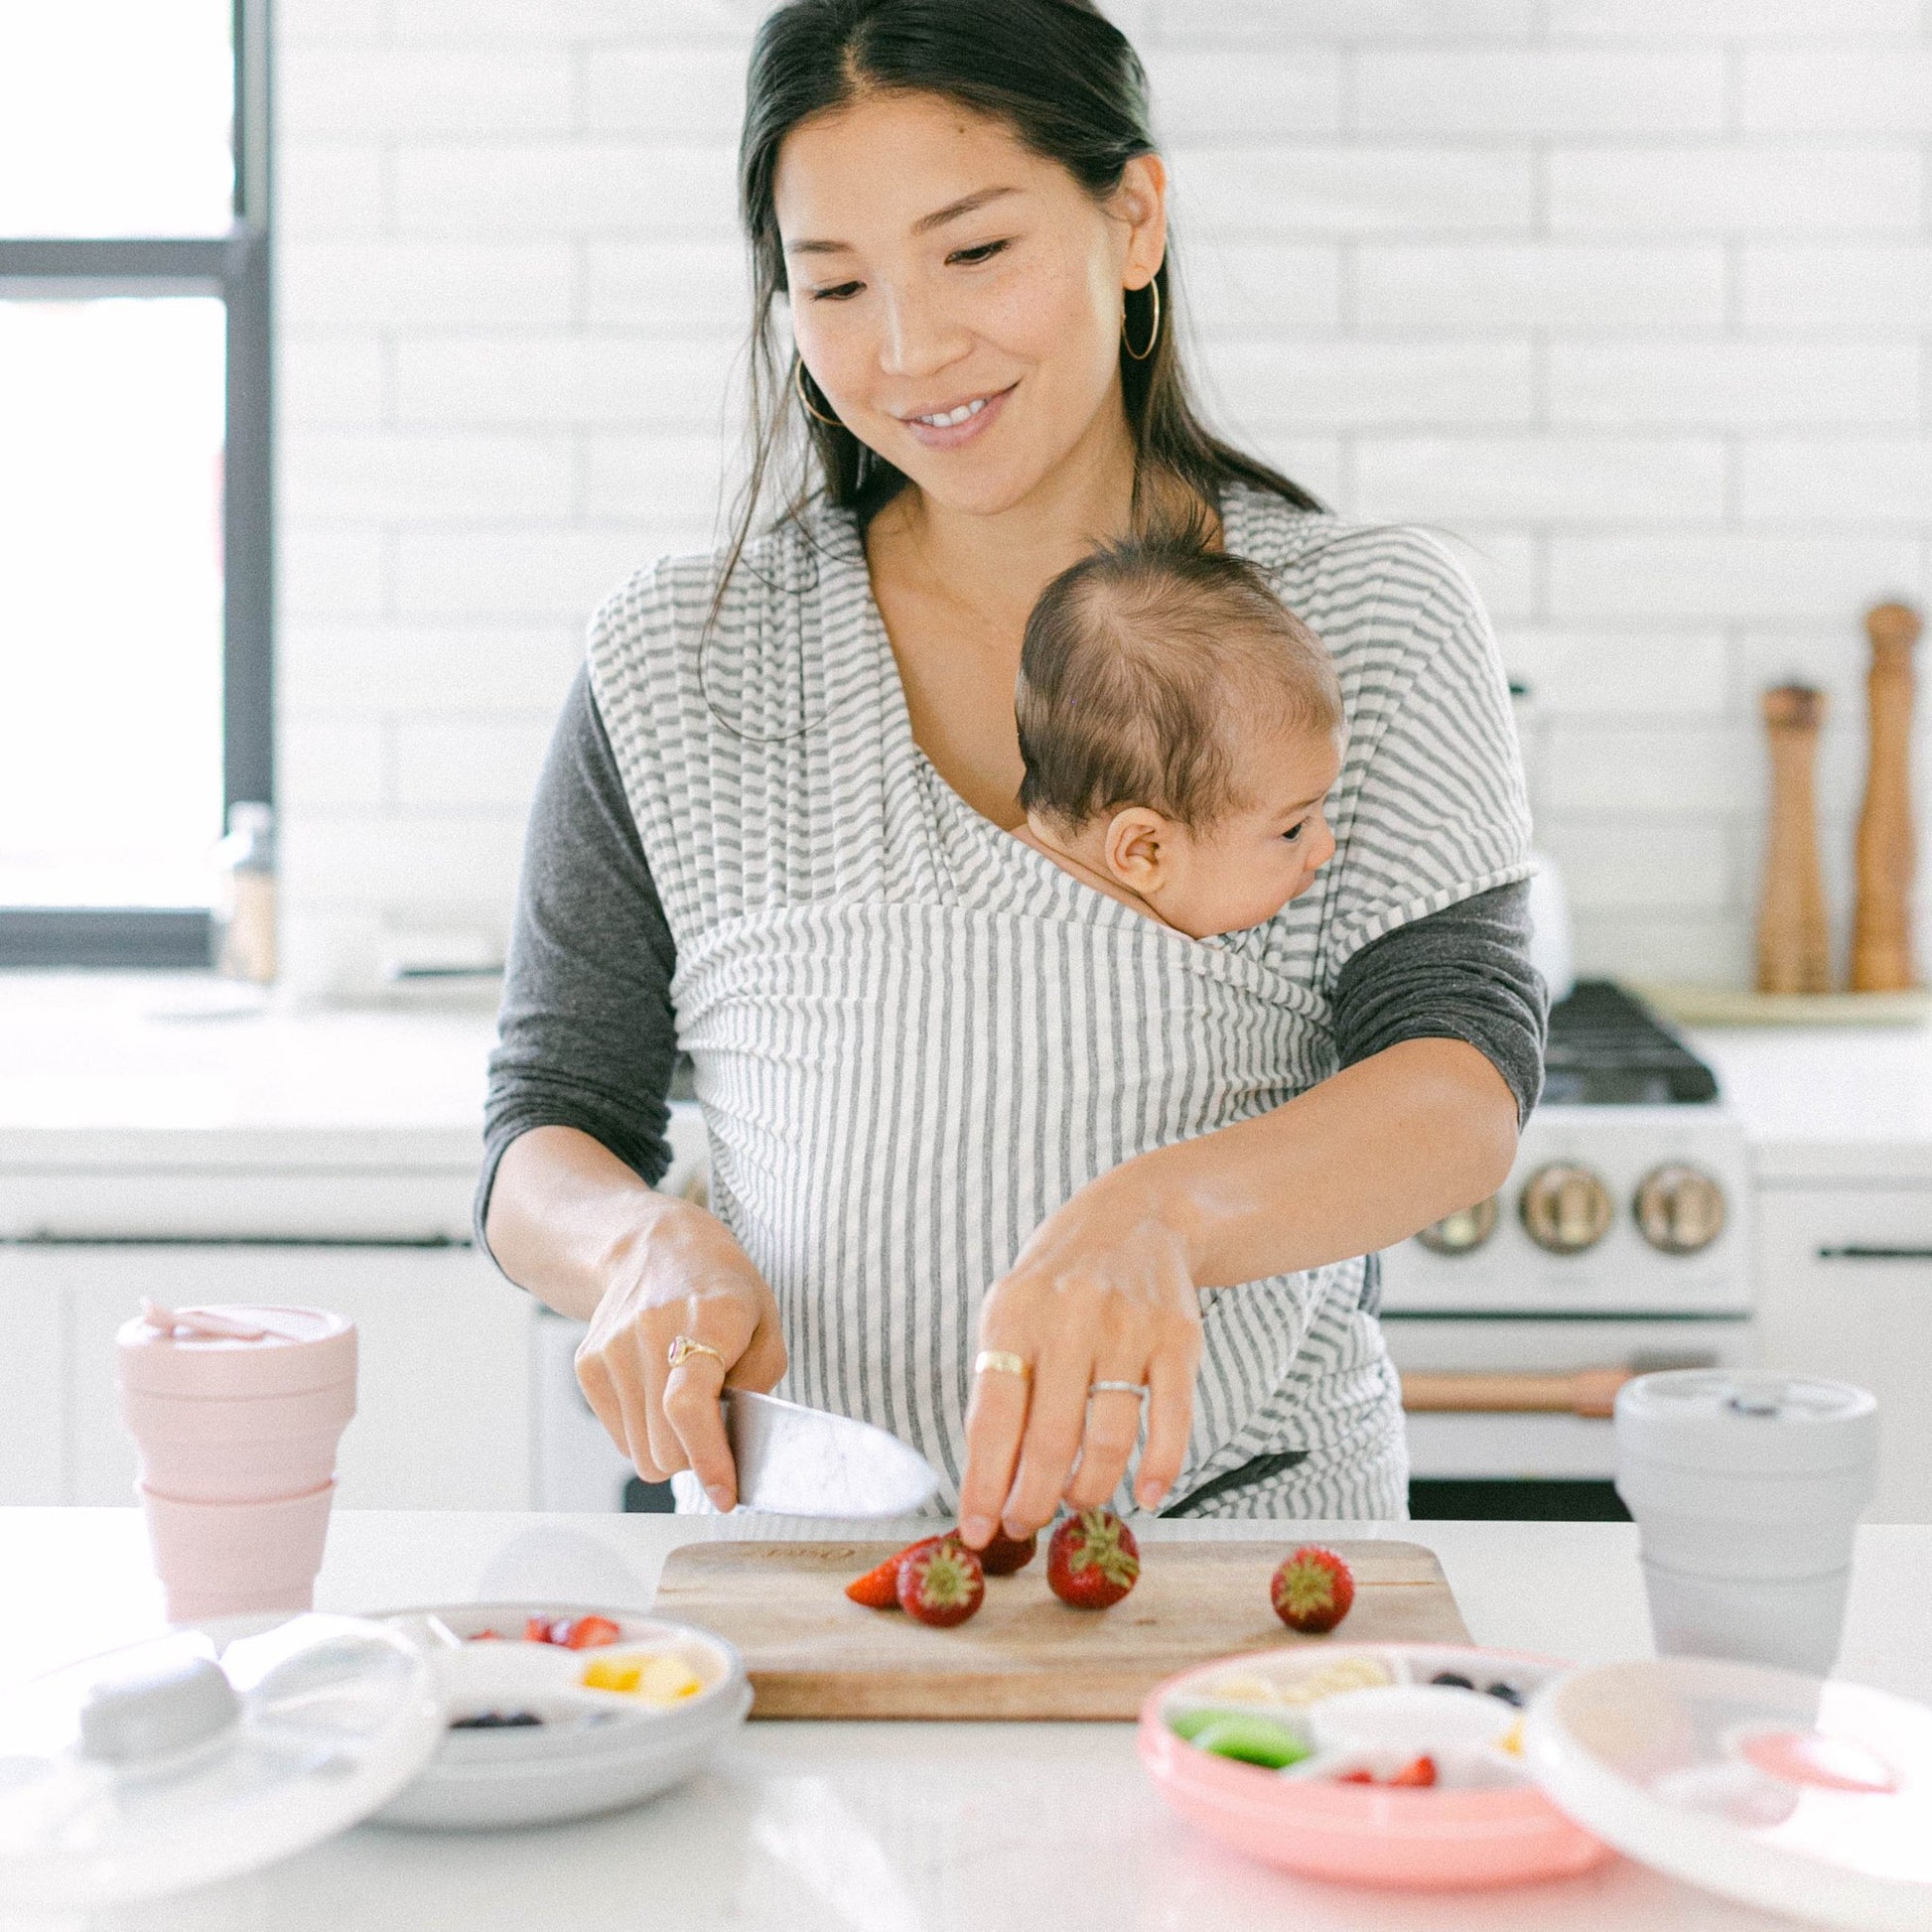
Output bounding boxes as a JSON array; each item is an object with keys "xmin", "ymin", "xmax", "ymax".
[
  {"xmin": 1614, "ymin": 1371, "xmax": 1878, "ymax": 1477},
  {"xmin": 117, "ymin": 1304, "xmax": 356, "ymax": 1398},
  {"xmin": 1524, "ymin": 1656, "xmax": 1932, "ymax": 1930},
  {"xmin": 0, "ymin": 1614, "xmax": 441, "ymax": 1908}
]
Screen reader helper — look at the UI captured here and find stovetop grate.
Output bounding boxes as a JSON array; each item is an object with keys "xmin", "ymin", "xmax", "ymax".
[{"xmin": 1542, "ymin": 980, "xmax": 1719, "ymax": 1106}]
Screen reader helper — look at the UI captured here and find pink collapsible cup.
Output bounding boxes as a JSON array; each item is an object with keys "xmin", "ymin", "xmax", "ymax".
[
  {"xmin": 138, "ymin": 1482, "xmax": 341, "ymax": 1621},
  {"xmin": 117, "ymin": 1304, "xmax": 356, "ymax": 1621}
]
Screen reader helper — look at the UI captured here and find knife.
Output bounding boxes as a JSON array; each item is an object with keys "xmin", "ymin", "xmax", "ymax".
[{"xmin": 723, "ymin": 1389, "xmax": 943, "ymax": 1517}]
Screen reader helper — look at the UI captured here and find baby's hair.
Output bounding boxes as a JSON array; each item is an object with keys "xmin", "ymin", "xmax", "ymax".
[{"xmin": 1016, "ymin": 531, "xmax": 1343, "ymax": 833}]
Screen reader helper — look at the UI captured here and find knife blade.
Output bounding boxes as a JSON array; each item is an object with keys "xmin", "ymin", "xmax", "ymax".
[{"xmin": 724, "ymin": 1389, "xmax": 943, "ymax": 1517}]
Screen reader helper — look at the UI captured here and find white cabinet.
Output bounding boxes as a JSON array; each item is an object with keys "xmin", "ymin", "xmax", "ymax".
[
  {"xmin": 0, "ymin": 1245, "xmax": 67, "ymax": 1503},
  {"xmin": 12, "ymin": 1242, "xmax": 534, "ymax": 1511},
  {"xmin": 1756, "ymin": 1188, "xmax": 1932, "ymax": 1524}
]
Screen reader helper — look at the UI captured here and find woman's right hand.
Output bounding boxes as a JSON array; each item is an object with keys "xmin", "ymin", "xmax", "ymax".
[{"xmin": 572, "ymin": 1196, "xmax": 786, "ymax": 1511}]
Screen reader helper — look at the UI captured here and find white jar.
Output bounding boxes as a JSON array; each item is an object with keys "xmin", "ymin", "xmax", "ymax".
[{"xmin": 1614, "ymin": 1371, "xmax": 1878, "ymax": 1675}]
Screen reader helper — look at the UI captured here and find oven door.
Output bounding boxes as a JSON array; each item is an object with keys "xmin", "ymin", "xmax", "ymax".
[{"xmin": 1383, "ymin": 1314, "xmax": 1758, "ymax": 1497}]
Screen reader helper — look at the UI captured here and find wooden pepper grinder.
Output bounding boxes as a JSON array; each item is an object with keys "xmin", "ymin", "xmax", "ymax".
[
  {"xmin": 1756, "ymin": 684, "xmax": 1832, "ymax": 994},
  {"xmin": 1851, "ymin": 601, "xmax": 1922, "ymax": 991}
]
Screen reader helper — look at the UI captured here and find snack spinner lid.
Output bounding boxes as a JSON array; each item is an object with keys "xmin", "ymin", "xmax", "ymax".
[
  {"xmin": 1524, "ymin": 1655, "xmax": 1932, "ymax": 1930},
  {"xmin": 0, "ymin": 1614, "xmax": 441, "ymax": 1908}
]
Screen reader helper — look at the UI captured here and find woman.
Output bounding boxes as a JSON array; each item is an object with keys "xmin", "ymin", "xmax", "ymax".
[{"xmin": 481, "ymin": 0, "xmax": 1544, "ymax": 1547}]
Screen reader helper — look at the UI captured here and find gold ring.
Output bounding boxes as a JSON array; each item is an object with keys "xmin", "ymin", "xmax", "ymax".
[
  {"xmin": 974, "ymin": 1349, "xmax": 1032, "ymax": 1380},
  {"xmin": 667, "ymin": 1334, "xmax": 727, "ymax": 1372}
]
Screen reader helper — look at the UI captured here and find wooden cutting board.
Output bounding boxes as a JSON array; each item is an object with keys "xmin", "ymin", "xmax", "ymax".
[{"xmin": 653, "ymin": 1538, "xmax": 1468, "ymax": 1721}]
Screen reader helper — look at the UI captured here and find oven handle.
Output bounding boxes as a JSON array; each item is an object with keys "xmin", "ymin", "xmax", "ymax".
[{"xmin": 1400, "ymin": 1369, "xmax": 1633, "ymax": 1419}]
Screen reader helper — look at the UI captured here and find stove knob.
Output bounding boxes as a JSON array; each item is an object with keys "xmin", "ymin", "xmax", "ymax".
[
  {"xmin": 1416, "ymin": 1195, "xmax": 1499, "ymax": 1255},
  {"xmin": 1634, "ymin": 1164, "xmax": 1727, "ymax": 1255},
  {"xmin": 1519, "ymin": 1164, "xmax": 1614, "ymax": 1255}
]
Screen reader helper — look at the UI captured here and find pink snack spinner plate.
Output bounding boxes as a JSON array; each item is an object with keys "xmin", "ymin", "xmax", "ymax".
[{"xmin": 1139, "ymin": 1641, "xmax": 1612, "ymax": 1890}]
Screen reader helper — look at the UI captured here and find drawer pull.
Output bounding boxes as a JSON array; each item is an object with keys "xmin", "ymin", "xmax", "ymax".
[{"xmin": 1817, "ymin": 1245, "xmax": 1932, "ymax": 1261}]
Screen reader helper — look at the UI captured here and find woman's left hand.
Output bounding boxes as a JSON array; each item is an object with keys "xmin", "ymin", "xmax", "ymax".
[{"xmin": 955, "ymin": 1160, "xmax": 1202, "ymax": 1549}]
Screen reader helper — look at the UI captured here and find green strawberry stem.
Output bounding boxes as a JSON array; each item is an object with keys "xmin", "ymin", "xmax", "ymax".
[
  {"xmin": 1070, "ymin": 1510, "xmax": 1139, "ymax": 1587},
  {"xmin": 1277, "ymin": 1561, "xmax": 1337, "ymax": 1617},
  {"xmin": 921, "ymin": 1544, "xmax": 977, "ymax": 1608}
]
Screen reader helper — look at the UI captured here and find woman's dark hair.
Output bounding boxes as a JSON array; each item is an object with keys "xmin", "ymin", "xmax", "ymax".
[{"xmin": 723, "ymin": 0, "xmax": 1321, "ymax": 602}]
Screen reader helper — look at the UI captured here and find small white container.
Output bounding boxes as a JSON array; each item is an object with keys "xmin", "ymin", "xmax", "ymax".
[
  {"xmin": 370, "ymin": 1601, "xmax": 750, "ymax": 1831},
  {"xmin": 1614, "ymin": 1370, "xmax": 1878, "ymax": 1675}
]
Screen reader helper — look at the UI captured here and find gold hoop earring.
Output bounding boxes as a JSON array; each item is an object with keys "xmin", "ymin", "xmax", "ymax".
[
  {"xmin": 794, "ymin": 358, "xmax": 842, "ymax": 427},
  {"xmin": 1122, "ymin": 279, "xmax": 1162, "ymax": 361}
]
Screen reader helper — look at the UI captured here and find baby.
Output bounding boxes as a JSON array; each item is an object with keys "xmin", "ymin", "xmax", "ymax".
[{"xmin": 1012, "ymin": 535, "xmax": 1344, "ymax": 939}]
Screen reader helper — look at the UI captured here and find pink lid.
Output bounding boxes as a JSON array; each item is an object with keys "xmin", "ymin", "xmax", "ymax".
[{"xmin": 117, "ymin": 1305, "xmax": 356, "ymax": 1398}]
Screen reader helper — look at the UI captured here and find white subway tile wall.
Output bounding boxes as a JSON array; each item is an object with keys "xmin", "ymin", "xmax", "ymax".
[{"xmin": 276, "ymin": 0, "xmax": 1932, "ymax": 996}]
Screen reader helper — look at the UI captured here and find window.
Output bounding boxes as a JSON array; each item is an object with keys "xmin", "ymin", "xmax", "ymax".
[{"xmin": 0, "ymin": 0, "xmax": 271, "ymax": 969}]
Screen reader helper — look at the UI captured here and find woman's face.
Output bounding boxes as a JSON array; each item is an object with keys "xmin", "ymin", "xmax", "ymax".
[{"xmin": 773, "ymin": 90, "xmax": 1168, "ymax": 519}]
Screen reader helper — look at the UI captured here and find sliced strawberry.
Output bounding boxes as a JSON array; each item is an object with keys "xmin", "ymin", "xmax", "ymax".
[
  {"xmin": 845, "ymin": 1536, "xmax": 941, "ymax": 1609},
  {"xmin": 1387, "ymin": 1754, "xmax": 1437, "ymax": 1788},
  {"xmin": 896, "ymin": 1535, "xmax": 985, "ymax": 1627},
  {"xmin": 561, "ymin": 1614, "xmax": 622, "ymax": 1650},
  {"xmin": 468, "ymin": 1629, "xmax": 502, "ymax": 1641},
  {"xmin": 976, "ymin": 1528, "xmax": 1037, "ymax": 1576},
  {"xmin": 524, "ymin": 1614, "xmax": 554, "ymax": 1644},
  {"xmin": 1271, "ymin": 1546, "xmax": 1355, "ymax": 1634},
  {"xmin": 1335, "ymin": 1769, "xmax": 1376, "ymax": 1784},
  {"xmin": 1045, "ymin": 1508, "xmax": 1140, "ymax": 1609}
]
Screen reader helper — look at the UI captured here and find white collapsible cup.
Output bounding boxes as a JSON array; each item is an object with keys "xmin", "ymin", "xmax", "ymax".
[{"xmin": 1614, "ymin": 1371, "xmax": 1878, "ymax": 1676}]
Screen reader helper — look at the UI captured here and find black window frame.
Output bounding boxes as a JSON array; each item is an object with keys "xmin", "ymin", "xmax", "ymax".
[{"xmin": 0, "ymin": 0, "xmax": 273, "ymax": 971}]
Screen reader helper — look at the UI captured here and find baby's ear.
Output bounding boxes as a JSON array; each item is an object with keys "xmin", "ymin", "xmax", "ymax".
[{"xmin": 1103, "ymin": 807, "xmax": 1171, "ymax": 889}]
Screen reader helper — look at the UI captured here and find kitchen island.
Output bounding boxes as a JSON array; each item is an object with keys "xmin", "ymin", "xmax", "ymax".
[{"xmin": 2, "ymin": 1506, "xmax": 1925, "ymax": 1931}]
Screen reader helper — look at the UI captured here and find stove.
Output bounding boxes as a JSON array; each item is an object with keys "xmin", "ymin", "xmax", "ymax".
[
  {"xmin": 1540, "ymin": 979, "xmax": 1718, "ymax": 1107},
  {"xmin": 1381, "ymin": 980, "xmax": 1750, "ymax": 1318},
  {"xmin": 1379, "ymin": 981, "xmax": 1756, "ymax": 1499}
]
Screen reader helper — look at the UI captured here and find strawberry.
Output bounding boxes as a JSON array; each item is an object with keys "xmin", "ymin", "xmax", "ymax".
[
  {"xmin": 976, "ymin": 1528, "xmax": 1037, "ymax": 1577},
  {"xmin": 896, "ymin": 1535, "xmax": 985, "ymax": 1627},
  {"xmin": 845, "ymin": 1536, "xmax": 942, "ymax": 1609},
  {"xmin": 1387, "ymin": 1754, "xmax": 1437, "ymax": 1788},
  {"xmin": 1046, "ymin": 1508, "xmax": 1140, "ymax": 1609},
  {"xmin": 1271, "ymin": 1546, "xmax": 1355, "ymax": 1634},
  {"xmin": 560, "ymin": 1614, "xmax": 621, "ymax": 1650}
]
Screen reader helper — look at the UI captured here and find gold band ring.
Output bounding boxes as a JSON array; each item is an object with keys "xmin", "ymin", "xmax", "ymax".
[
  {"xmin": 1089, "ymin": 1381, "xmax": 1149, "ymax": 1399},
  {"xmin": 974, "ymin": 1349, "xmax": 1032, "ymax": 1381},
  {"xmin": 667, "ymin": 1334, "xmax": 727, "ymax": 1372}
]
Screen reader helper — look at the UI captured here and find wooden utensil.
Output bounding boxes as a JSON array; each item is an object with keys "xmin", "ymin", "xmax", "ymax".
[
  {"xmin": 1852, "ymin": 602, "xmax": 1922, "ymax": 992},
  {"xmin": 1756, "ymin": 684, "xmax": 1832, "ymax": 995},
  {"xmin": 653, "ymin": 1538, "xmax": 1468, "ymax": 1721}
]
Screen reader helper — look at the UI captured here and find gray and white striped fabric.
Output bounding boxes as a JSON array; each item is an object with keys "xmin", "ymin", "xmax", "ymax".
[{"xmin": 587, "ymin": 485, "xmax": 1532, "ymax": 1519}]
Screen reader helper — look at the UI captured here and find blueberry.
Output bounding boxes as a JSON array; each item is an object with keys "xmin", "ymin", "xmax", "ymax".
[
  {"xmin": 1430, "ymin": 1671, "xmax": 1476, "ymax": 1690},
  {"xmin": 1485, "ymin": 1681, "xmax": 1524, "ymax": 1707},
  {"xmin": 450, "ymin": 1710, "xmax": 545, "ymax": 1729}
]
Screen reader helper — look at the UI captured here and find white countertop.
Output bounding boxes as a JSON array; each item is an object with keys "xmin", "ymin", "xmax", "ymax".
[
  {"xmin": 2, "ymin": 975, "xmax": 1928, "ymax": 1191},
  {"xmin": 0, "ymin": 976, "xmax": 492, "ymax": 1173},
  {"xmin": 3, "ymin": 1507, "xmax": 1926, "ymax": 1932},
  {"xmin": 1693, "ymin": 1024, "xmax": 1932, "ymax": 1186}
]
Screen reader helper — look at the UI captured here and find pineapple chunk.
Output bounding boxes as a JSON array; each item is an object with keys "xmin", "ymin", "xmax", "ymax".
[{"xmin": 582, "ymin": 1652, "xmax": 703, "ymax": 1703}]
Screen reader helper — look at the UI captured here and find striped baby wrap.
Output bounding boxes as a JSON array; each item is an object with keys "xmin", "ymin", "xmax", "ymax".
[{"xmin": 588, "ymin": 486, "xmax": 1533, "ymax": 1518}]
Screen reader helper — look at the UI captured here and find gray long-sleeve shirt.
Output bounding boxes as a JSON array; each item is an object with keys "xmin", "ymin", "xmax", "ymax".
[{"xmin": 476, "ymin": 669, "xmax": 1547, "ymax": 1249}]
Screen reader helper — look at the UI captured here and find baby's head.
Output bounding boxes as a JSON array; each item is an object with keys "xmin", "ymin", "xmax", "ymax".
[{"xmin": 1016, "ymin": 535, "xmax": 1344, "ymax": 939}]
